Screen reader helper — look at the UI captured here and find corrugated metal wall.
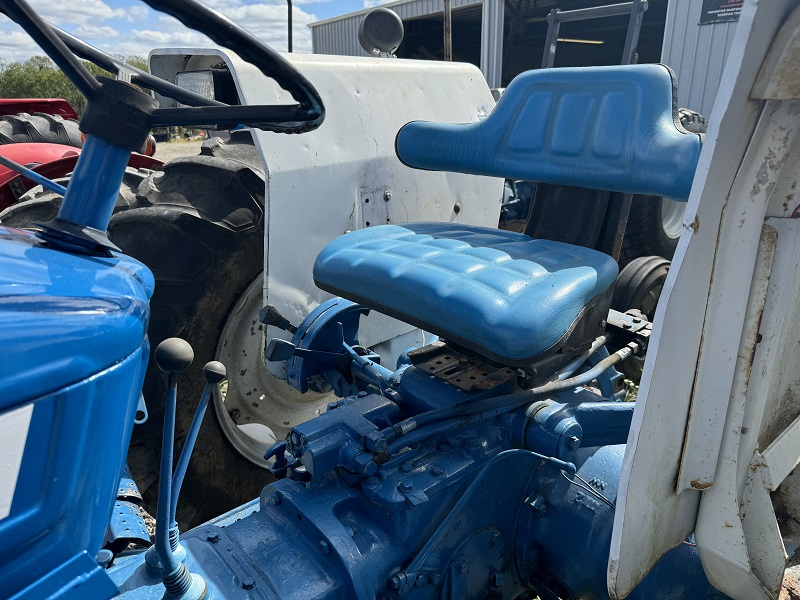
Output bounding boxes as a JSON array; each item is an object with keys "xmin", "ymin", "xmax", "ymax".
[
  {"xmin": 661, "ymin": 0, "xmax": 737, "ymax": 117},
  {"xmin": 311, "ymin": 0, "xmax": 483, "ymax": 57}
]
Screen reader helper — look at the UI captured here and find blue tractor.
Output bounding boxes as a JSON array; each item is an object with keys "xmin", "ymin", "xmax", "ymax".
[{"xmin": 1, "ymin": 0, "xmax": 797, "ymax": 598}]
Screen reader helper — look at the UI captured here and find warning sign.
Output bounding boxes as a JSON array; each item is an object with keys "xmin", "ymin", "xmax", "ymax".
[{"xmin": 699, "ymin": 0, "xmax": 743, "ymax": 25}]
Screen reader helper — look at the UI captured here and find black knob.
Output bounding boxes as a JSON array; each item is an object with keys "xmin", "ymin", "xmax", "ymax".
[
  {"xmin": 154, "ymin": 338, "xmax": 194, "ymax": 374},
  {"xmin": 203, "ymin": 361, "xmax": 227, "ymax": 384}
]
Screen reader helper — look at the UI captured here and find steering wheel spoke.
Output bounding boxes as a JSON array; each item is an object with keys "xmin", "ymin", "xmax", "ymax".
[{"xmin": 1, "ymin": 0, "xmax": 325, "ymax": 133}]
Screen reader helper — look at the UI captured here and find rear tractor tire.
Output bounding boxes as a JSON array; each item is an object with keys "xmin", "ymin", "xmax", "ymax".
[
  {"xmin": 0, "ymin": 131, "xmax": 332, "ymax": 527},
  {"xmin": 610, "ymin": 256, "xmax": 671, "ymax": 381}
]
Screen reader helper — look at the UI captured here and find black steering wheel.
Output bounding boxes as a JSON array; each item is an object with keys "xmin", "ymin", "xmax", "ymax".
[{"xmin": 0, "ymin": 0, "xmax": 324, "ymax": 134}]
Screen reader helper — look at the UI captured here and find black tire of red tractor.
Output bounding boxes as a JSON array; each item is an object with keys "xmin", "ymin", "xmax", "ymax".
[
  {"xmin": 619, "ymin": 109, "xmax": 707, "ymax": 264},
  {"xmin": 110, "ymin": 131, "xmax": 269, "ymax": 529},
  {"xmin": 0, "ymin": 112, "xmax": 83, "ymax": 146},
  {"xmin": 0, "ymin": 167, "xmax": 149, "ymax": 226},
  {"xmin": 0, "ymin": 131, "xmax": 270, "ymax": 528}
]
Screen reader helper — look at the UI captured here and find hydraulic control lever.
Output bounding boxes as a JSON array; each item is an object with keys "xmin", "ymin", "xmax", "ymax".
[{"xmin": 147, "ymin": 338, "xmax": 226, "ymax": 600}]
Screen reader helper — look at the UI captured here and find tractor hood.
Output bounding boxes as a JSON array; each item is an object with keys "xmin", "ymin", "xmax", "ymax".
[{"xmin": 0, "ymin": 227, "xmax": 154, "ymax": 405}]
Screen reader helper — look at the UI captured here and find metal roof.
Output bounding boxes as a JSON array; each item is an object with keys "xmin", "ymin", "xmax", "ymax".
[{"xmin": 309, "ymin": 0, "xmax": 482, "ymax": 28}]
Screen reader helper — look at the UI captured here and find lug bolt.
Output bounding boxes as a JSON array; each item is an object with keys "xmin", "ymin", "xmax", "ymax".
[
  {"xmin": 241, "ymin": 576, "xmax": 256, "ymax": 590},
  {"xmin": 230, "ymin": 409, "xmax": 241, "ymax": 421}
]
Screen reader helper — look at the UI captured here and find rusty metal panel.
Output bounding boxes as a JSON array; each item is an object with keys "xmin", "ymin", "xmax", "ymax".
[{"xmin": 661, "ymin": 0, "xmax": 738, "ymax": 116}]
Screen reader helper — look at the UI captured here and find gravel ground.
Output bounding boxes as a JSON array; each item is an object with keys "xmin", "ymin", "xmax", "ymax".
[{"xmin": 153, "ymin": 139, "xmax": 204, "ymax": 162}]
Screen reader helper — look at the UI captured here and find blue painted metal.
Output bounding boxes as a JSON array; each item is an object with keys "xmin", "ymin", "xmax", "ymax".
[
  {"xmin": 56, "ymin": 134, "xmax": 130, "ymax": 232},
  {"xmin": 396, "ymin": 64, "xmax": 702, "ymax": 202},
  {"xmin": 105, "ymin": 465, "xmax": 150, "ymax": 551},
  {"xmin": 154, "ymin": 374, "xmax": 187, "ymax": 580},
  {"xmin": 314, "ymin": 223, "xmax": 618, "ymax": 363},
  {"xmin": 107, "ymin": 379, "xmax": 727, "ymax": 600},
  {"xmin": 0, "ymin": 58, "xmax": 725, "ymax": 600},
  {"xmin": 0, "ymin": 227, "xmax": 153, "ymax": 403},
  {"xmin": 285, "ymin": 297, "xmax": 372, "ymax": 394},
  {"xmin": 106, "ymin": 500, "xmax": 150, "ymax": 550},
  {"xmin": 170, "ymin": 380, "xmax": 214, "ymax": 523},
  {"xmin": 0, "ymin": 153, "xmax": 68, "ymax": 195},
  {"xmin": 0, "ymin": 134, "xmax": 151, "ymax": 599},
  {"xmin": 1, "ymin": 345, "xmax": 149, "ymax": 600}
]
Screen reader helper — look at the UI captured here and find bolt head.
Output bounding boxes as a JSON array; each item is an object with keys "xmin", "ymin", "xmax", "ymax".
[
  {"xmin": 353, "ymin": 452, "xmax": 378, "ymax": 476},
  {"xmin": 206, "ymin": 531, "xmax": 220, "ymax": 543},
  {"xmin": 398, "ymin": 480, "xmax": 414, "ymax": 493},
  {"xmin": 241, "ymin": 576, "xmax": 256, "ymax": 590},
  {"xmin": 384, "ymin": 190, "xmax": 392, "ymax": 201},
  {"xmin": 267, "ymin": 492, "xmax": 281, "ymax": 506},
  {"xmin": 429, "ymin": 465, "xmax": 444, "ymax": 477},
  {"xmin": 456, "ymin": 560, "xmax": 468, "ymax": 574},
  {"xmin": 319, "ymin": 540, "xmax": 331, "ymax": 554},
  {"xmin": 567, "ymin": 435, "xmax": 581, "ymax": 452}
]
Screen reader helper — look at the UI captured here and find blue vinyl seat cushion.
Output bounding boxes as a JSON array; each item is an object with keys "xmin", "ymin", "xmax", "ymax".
[{"xmin": 313, "ymin": 223, "xmax": 618, "ymax": 364}]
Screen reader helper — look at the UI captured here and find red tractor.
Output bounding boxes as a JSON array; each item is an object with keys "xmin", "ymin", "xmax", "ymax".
[{"xmin": 0, "ymin": 98, "xmax": 159, "ymax": 212}]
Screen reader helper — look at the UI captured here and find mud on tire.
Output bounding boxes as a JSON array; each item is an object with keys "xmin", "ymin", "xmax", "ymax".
[{"xmin": 0, "ymin": 112, "xmax": 82, "ymax": 146}]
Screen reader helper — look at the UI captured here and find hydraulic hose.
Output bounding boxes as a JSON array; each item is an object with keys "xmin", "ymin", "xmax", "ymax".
[{"xmin": 384, "ymin": 341, "xmax": 639, "ymax": 449}]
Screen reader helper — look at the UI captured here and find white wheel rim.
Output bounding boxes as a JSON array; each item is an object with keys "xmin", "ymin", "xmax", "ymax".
[
  {"xmin": 660, "ymin": 198, "xmax": 686, "ymax": 240},
  {"xmin": 212, "ymin": 275, "xmax": 333, "ymax": 467}
]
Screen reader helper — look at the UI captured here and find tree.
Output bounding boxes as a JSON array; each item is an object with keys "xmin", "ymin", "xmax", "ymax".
[{"xmin": 0, "ymin": 55, "xmax": 147, "ymax": 115}]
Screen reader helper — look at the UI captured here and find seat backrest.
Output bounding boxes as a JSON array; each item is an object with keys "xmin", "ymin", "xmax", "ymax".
[{"xmin": 396, "ymin": 64, "xmax": 701, "ymax": 202}]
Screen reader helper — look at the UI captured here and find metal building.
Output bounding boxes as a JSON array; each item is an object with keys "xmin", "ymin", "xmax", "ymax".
[{"xmin": 309, "ymin": 0, "xmax": 737, "ymax": 116}]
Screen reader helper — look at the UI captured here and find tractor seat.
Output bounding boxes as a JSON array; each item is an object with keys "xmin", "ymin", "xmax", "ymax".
[
  {"xmin": 314, "ymin": 222, "xmax": 617, "ymax": 365},
  {"xmin": 314, "ymin": 64, "xmax": 701, "ymax": 366}
]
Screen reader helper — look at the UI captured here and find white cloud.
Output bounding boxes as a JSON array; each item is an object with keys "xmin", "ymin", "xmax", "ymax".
[
  {"xmin": 363, "ymin": 0, "xmax": 394, "ymax": 7},
  {"xmin": 73, "ymin": 24, "xmax": 119, "ymax": 39},
  {"xmin": 1, "ymin": 0, "xmax": 316, "ymax": 62},
  {"xmin": 125, "ymin": 5, "xmax": 149, "ymax": 21},
  {"xmin": 33, "ymin": 0, "xmax": 127, "ymax": 26}
]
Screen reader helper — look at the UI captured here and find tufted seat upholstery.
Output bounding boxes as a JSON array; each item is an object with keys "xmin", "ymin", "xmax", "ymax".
[
  {"xmin": 314, "ymin": 223, "xmax": 617, "ymax": 364},
  {"xmin": 314, "ymin": 65, "xmax": 702, "ymax": 365}
]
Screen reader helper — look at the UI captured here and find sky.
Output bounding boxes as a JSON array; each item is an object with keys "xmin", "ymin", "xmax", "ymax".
[{"xmin": 0, "ymin": 0, "xmax": 396, "ymax": 63}]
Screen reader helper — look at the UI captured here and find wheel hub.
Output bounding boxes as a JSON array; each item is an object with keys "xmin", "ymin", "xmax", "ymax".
[{"xmin": 213, "ymin": 275, "xmax": 333, "ymax": 467}]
